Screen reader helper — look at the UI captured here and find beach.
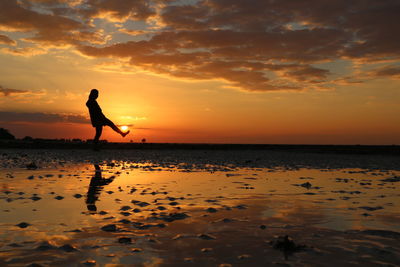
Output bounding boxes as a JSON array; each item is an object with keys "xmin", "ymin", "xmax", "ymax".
[{"xmin": 0, "ymin": 148, "xmax": 399, "ymax": 266}]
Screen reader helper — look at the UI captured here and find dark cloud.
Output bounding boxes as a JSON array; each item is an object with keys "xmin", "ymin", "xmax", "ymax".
[
  {"xmin": 80, "ymin": 0, "xmax": 155, "ymax": 21},
  {"xmin": 1, "ymin": 0, "xmax": 399, "ymax": 91},
  {"xmin": 0, "ymin": 86, "xmax": 28, "ymax": 96},
  {"xmin": 368, "ymin": 65, "xmax": 400, "ymax": 79},
  {"xmin": 0, "ymin": 34, "xmax": 16, "ymax": 45},
  {"xmin": 0, "ymin": 111, "xmax": 89, "ymax": 124},
  {"xmin": 0, "ymin": 0, "xmax": 104, "ymax": 46}
]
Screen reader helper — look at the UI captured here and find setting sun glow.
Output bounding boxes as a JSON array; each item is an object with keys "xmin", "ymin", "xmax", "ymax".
[
  {"xmin": 121, "ymin": 126, "xmax": 129, "ymax": 132},
  {"xmin": 0, "ymin": 0, "xmax": 399, "ymax": 144}
]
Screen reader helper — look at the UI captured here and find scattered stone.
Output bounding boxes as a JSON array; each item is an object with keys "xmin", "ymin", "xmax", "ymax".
[
  {"xmin": 36, "ymin": 241, "xmax": 57, "ymax": 251},
  {"xmin": 198, "ymin": 234, "xmax": 216, "ymax": 240},
  {"xmin": 26, "ymin": 264, "xmax": 44, "ymax": 267},
  {"xmin": 101, "ymin": 224, "xmax": 117, "ymax": 232},
  {"xmin": 27, "ymin": 175, "xmax": 34, "ymax": 180},
  {"xmin": 271, "ymin": 235, "xmax": 306, "ymax": 260},
  {"xmin": 131, "ymin": 200, "xmax": 150, "ymax": 207},
  {"xmin": 150, "ymin": 212, "xmax": 189, "ymax": 222},
  {"xmin": 30, "ymin": 196, "xmax": 41, "ymax": 201},
  {"xmin": 300, "ymin": 182, "xmax": 312, "ymax": 189},
  {"xmin": 201, "ymin": 248, "xmax": 213, "ymax": 253},
  {"xmin": 118, "ymin": 237, "xmax": 132, "ymax": 244},
  {"xmin": 381, "ymin": 176, "xmax": 400, "ymax": 182},
  {"xmin": 73, "ymin": 194, "xmax": 82, "ymax": 198},
  {"xmin": 54, "ymin": 196, "xmax": 64, "ymax": 200},
  {"xmin": 8, "ymin": 243, "xmax": 23, "ymax": 247},
  {"xmin": 260, "ymin": 225, "xmax": 267, "ymax": 229},
  {"xmin": 64, "ymin": 229, "xmax": 82, "ymax": 233},
  {"xmin": 59, "ymin": 244, "xmax": 78, "ymax": 252},
  {"xmin": 120, "ymin": 205, "xmax": 131, "ymax": 211},
  {"xmin": 206, "ymin": 207, "xmax": 218, "ymax": 213},
  {"xmin": 119, "ymin": 219, "xmax": 131, "ymax": 224},
  {"xmin": 16, "ymin": 222, "xmax": 30, "ymax": 228},
  {"xmin": 359, "ymin": 206, "xmax": 383, "ymax": 211},
  {"xmin": 81, "ymin": 259, "xmax": 96, "ymax": 266},
  {"xmin": 131, "ymin": 248, "xmax": 142, "ymax": 253}
]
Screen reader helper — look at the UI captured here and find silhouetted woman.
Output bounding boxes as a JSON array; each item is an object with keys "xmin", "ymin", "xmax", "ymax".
[
  {"xmin": 86, "ymin": 89, "xmax": 129, "ymax": 146},
  {"xmin": 86, "ymin": 164, "xmax": 115, "ymax": 212}
]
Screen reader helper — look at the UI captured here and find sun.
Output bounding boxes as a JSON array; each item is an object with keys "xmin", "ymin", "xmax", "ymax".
[{"xmin": 121, "ymin": 125, "xmax": 129, "ymax": 132}]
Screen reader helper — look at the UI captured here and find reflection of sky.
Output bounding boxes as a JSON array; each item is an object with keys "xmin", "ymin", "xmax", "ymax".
[
  {"xmin": 1, "ymin": 165, "xmax": 399, "ymax": 231},
  {"xmin": 1, "ymin": 164, "xmax": 399, "ymax": 265}
]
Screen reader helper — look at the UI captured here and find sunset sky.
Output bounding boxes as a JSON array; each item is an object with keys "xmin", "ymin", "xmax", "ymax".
[{"xmin": 0, "ymin": 0, "xmax": 399, "ymax": 144}]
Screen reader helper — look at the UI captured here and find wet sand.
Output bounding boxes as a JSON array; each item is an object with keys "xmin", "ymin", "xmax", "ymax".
[{"xmin": 0, "ymin": 149, "xmax": 399, "ymax": 266}]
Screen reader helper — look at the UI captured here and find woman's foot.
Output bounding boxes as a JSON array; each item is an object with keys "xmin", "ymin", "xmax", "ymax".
[{"xmin": 121, "ymin": 130, "xmax": 130, "ymax": 137}]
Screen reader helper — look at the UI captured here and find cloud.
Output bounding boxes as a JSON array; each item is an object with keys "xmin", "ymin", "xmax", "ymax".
[
  {"xmin": 0, "ymin": 85, "xmax": 28, "ymax": 96},
  {"xmin": 79, "ymin": 0, "xmax": 155, "ymax": 22},
  {"xmin": 1, "ymin": 46, "xmax": 47, "ymax": 56},
  {"xmin": 1, "ymin": 0, "xmax": 400, "ymax": 91},
  {"xmin": 367, "ymin": 65, "xmax": 400, "ymax": 79},
  {"xmin": 0, "ymin": 111, "xmax": 89, "ymax": 124},
  {"xmin": 0, "ymin": 34, "xmax": 16, "ymax": 45},
  {"xmin": 0, "ymin": 0, "xmax": 105, "ymax": 46}
]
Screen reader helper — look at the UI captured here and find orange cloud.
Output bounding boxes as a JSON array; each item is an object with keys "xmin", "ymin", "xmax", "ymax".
[
  {"xmin": 0, "ymin": 34, "xmax": 16, "ymax": 45},
  {"xmin": 0, "ymin": 85, "xmax": 28, "ymax": 96},
  {"xmin": 367, "ymin": 65, "xmax": 400, "ymax": 79},
  {"xmin": 79, "ymin": 0, "xmax": 155, "ymax": 22}
]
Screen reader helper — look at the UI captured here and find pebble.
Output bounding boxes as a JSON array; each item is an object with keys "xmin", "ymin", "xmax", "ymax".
[
  {"xmin": 118, "ymin": 237, "xmax": 132, "ymax": 244},
  {"xmin": 58, "ymin": 244, "xmax": 78, "ymax": 252},
  {"xmin": 30, "ymin": 196, "xmax": 41, "ymax": 201},
  {"xmin": 119, "ymin": 219, "xmax": 131, "ymax": 224},
  {"xmin": 206, "ymin": 207, "xmax": 218, "ymax": 213},
  {"xmin": 16, "ymin": 222, "xmax": 30, "ymax": 228},
  {"xmin": 26, "ymin": 264, "xmax": 44, "ymax": 267},
  {"xmin": 81, "ymin": 259, "xmax": 96, "ymax": 266},
  {"xmin": 198, "ymin": 234, "xmax": 216, "ymax": 240},
  {"xmin": 101, "ymin": 224, "xmax": 117, "ymax": 232},
  {"xmin": 36, "ymin": 241, "xmax": 57, "ymax": 251}
]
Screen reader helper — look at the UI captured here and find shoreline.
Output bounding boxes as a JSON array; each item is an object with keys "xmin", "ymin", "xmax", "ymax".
[{"xmin": 1, "ymin": 140, "xmax": 399, "ymax": 155}]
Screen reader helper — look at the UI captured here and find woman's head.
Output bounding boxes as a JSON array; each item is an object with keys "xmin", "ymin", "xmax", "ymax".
[{"xmin": 89, "ymin": 89, "xmax": 99, "ymax": 99}]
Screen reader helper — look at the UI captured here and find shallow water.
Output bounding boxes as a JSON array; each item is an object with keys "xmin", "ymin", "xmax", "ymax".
[{"xmin": 1, "ymin": 160, "xmax": 400, "ymax": 266}]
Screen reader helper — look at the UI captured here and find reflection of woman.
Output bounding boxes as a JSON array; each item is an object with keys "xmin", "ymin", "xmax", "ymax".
[
  {"xmin": 86, "ymin": 89, "xmax": 129, "ymax": 146},
  {"xmin": 86, "ymin": 164, "xmax": 115, "ymax": 212}
]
